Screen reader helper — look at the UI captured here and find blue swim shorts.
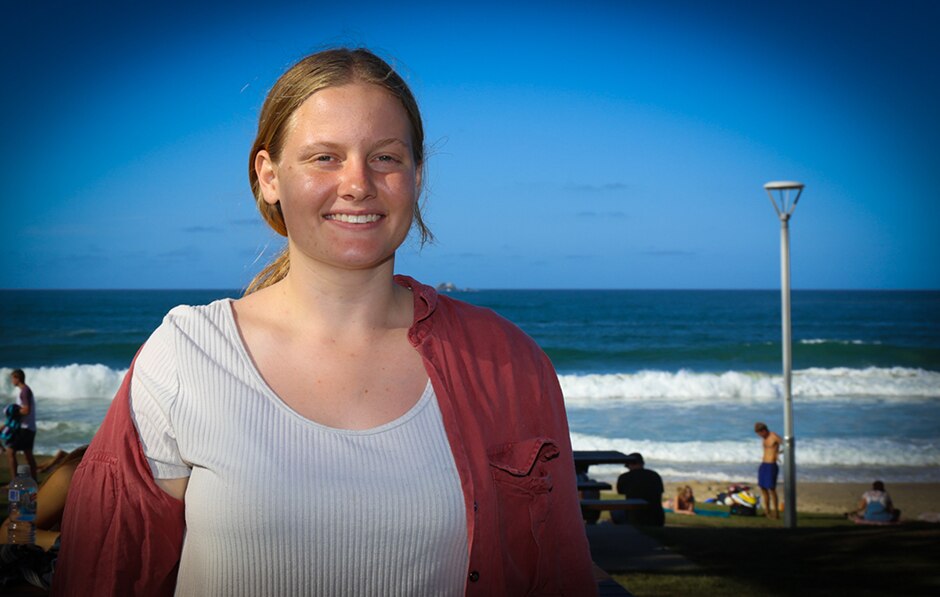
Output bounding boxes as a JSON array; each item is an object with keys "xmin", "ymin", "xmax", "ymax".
[{"xmin": 758, "ymin": 462, "xmax": 779, "ymax": 489}]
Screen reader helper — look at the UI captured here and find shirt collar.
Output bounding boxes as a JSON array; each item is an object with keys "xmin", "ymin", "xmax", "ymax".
[{"xmin": 394, "ymin": 275, "xmax": 438, "ymax": 345}]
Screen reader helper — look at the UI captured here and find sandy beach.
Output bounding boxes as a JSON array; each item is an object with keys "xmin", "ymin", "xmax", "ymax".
[
  {"xmin": 663, "ymin": 480, "xmax": 940, "ymax": 518},
  {"xmin": 26, "ymin": 454, "xmax": 940, "ymax": 519}
]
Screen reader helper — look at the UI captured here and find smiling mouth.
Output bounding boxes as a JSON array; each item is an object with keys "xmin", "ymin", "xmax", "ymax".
[{"xmin": 324, "ymin": 213, "xmax": 383, "ymax": 224}]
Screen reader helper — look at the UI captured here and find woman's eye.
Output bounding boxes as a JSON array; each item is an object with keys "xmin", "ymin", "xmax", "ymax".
[
  {"xmin": 315, "ymin": 155, "xmax": 334, "ymax": 162},
  {"xmin": 375, "ymin": 154, "xmax": 398, "ymax": 163}
]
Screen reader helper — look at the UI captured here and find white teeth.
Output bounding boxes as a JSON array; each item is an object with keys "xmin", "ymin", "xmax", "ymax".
[{"xmin": 326, "ymin": 213, "xmax": 381, "ymax": 223}]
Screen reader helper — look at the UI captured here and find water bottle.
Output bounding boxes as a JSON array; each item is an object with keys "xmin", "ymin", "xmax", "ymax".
[{"xmin": 7, "ymin": 465, "xmax": 38, "ymax": 544}]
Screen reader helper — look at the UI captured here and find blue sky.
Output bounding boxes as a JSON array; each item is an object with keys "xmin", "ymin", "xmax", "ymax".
[{"xmin": 2, "ymin": 0, "xmax": 938, "ymax": 290}]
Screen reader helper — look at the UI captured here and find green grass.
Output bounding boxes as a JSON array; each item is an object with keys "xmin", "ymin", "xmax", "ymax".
[
  {"xmin": 6, "ymin": 467, "xmax": 938, "ymax": 596},
  {"xmin": 614, "ymin": 571, "xmax": 755, "ymax": 597},
  {"xmin": 610, "ymin": 506, "xmax": 940, "ymax": 596}
]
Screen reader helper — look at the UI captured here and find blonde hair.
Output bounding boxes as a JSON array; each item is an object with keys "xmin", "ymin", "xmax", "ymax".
[{"xmin": 245, "ymin": 48, "xmax": 432, "ymax": 294}]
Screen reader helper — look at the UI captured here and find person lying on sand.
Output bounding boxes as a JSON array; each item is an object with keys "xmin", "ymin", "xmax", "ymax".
[
  {"xmin": 37, "ymin": 450, "xmax": 69, "ymax": 474},
  {"xmin": 663, "ymin": 485, "xmax": 696, "ymax": 515},
  {"xmin": 1, "ymin": 445, "xmax": 88, "ymax": 550}
]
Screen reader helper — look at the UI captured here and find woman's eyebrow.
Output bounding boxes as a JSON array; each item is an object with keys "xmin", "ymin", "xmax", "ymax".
[
  {"xmin": 372, "ymin": 137, "xmax": 410, "ymax": 150},
  {"xmin": 297, "ymin": 141, "xmax": 339, "ymax": 153},
  {"xmin": 297, "ymin": 138, "xmax": 409, "ymax": 153}
]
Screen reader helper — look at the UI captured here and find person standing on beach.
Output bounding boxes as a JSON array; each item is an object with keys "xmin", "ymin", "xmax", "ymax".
[
  {"xmin": 53, "ymin": 48, "xmax": 596, "ymax": 596},
  {"xmin": 7, "ymin": 369, "xmax": 38, "ymax": 481},
  {"xmin": 754, "ymin": 421, "xmax": 782, "ymax": 519}
]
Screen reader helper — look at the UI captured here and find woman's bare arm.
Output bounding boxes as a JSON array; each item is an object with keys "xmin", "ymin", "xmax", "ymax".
[{"xmin": 155, "ymin": 477, "xmax": 189, "ymax": 501}]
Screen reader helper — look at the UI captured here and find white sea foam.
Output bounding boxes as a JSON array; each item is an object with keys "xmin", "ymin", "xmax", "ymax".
[
  {"xmin": 559, "ymin": 367, "xmax": 940, "ymax": 406},
  {"xmin": 800, "ymin": 338, "xmax": 877, "ymax": 345},
  {"xmin": 5, "ymin": 365, "xmax": 938, "ymax": 482},
  {"xmin": 1, "ymin": 365, "xmax": 127, "ymax": 400},
  {"xmin": 569, "ymin": 432, "xmax": 940, "ymax": 482},
  {"xmin": 569, "ymin": 432, "xmax": 940, "ymax": 467},
  {"xmin": 3, "ymin": 364, "xmax": 938, "ymax": 404},
  {"xmin": 36, "ymin": 419, "xmax": 101, "ymax": 436}
]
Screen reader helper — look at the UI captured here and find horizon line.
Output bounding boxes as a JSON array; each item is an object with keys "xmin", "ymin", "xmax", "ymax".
[{"xmin": 2, "ymin": 287, "xmax": 939, "ymax": 293}]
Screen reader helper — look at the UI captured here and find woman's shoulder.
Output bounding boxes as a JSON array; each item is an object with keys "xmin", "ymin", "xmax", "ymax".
[
  {"xmin": 162, "ymin": 297, "xmax": 232, "ymax": 328},
  {"xmin": 138, "ymin": 298, "xmax": 234, "ymax": 362},
  {"xmin": 399, "ymin": 275, "xmax": 551, "ymax": 366},
  {"xmin": 435, "ymin": 292, "xmax": 498, "ymax": 319},
  {"xmin": 435, "ymin": 294, "xmax": 539, "ymax": 346},
  {"xmin": 133, "ymin": 298, "xmax": 238, "ymax": 404}
]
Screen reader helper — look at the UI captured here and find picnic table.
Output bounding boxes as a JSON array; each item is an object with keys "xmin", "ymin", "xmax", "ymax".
[
  {"xmin": 574, "ymin": 450, "xmax": 651, "ymax": 524},
  {"xmin": 578, "ymin": 480, "xmax": 613, "ymax": 492},
  {"xmin": 573, "ymin": 450, "xmax": 633, "ymax": 469}
]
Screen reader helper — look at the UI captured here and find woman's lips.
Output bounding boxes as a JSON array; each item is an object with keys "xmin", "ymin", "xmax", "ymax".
[{"xmin": 324, "ymin": 213, "xmax": 383, "ymax": 223}]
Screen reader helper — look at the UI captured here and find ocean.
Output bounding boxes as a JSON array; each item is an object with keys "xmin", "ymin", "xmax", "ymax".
[{"xmin": 2, "ymin": 288, "xmax": 938, "ymax": 483}]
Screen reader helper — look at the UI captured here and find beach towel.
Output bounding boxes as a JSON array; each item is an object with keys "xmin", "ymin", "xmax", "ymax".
[
  {"xmin": 851, "ymin": 516, "xmax": 900, "ymax": 526},
  {"xmin": 692, "ymin": 509, "xmax": 730, "ymax": 518},
  {"xmin": 663, "ymin": 508, "xmax": 730, "ymax": 518},
  {"xmin": 0, "ymin": 404, "xmax": 22, "ymax": 447}
]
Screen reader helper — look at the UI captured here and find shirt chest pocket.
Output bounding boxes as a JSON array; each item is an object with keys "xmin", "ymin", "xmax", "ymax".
[
  {"xmin": 487, "ymin": 437, "xmax": 560, "ymax": 593},
  {"xmin": 488, "ymin": 436, "xmax": 559, "ymax": 492}
]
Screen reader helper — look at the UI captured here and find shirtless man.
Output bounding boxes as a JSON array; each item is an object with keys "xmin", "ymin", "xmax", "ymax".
[{"xmin": 754, "ymin": 421, "xmax": 782, "ymax": 519}]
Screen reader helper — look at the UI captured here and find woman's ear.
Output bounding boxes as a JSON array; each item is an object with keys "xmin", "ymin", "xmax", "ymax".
[{"xmin": 255, "ymin": 150, "xmax": 279, "ymax": 206}]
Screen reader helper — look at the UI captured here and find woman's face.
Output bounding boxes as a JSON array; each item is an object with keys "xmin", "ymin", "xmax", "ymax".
[{"xmin": 255, "ymin": 82, "xmax": 419, "ymax": 274}]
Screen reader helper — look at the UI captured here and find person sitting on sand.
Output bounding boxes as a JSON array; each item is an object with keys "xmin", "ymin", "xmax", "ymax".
[
  {"xmin": 849, "ymin": 480, "xmax": 901, "ymax": 523},
  {"xmin": 612, "ymin": 452, "xmax": 665, "ymax": 526},
  {"xmin": 37, "ymin": 449, "xmax": 70, "ymax": 474},
  {"xmin": 1, "ymin": 445, "xmax": 88, "ymax": 551},
  {"xmin": 663, "ymin": 485, "xmax": 696, "ymax": 515}
]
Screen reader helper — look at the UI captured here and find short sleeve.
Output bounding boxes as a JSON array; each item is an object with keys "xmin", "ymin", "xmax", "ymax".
[{"xmin": 130, "ymin": 319, "xmax": 192, "ymax": 479}]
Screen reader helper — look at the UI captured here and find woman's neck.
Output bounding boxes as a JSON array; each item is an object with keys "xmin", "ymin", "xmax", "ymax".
[{"xmin": 272, "ymin": 258, "xmax": 412, "ymax": 335}]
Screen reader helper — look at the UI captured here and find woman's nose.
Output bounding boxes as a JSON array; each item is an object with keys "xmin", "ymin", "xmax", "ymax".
[{"xmin": 338, "ymin": 159, "xmax": 377, "ymax": 201}]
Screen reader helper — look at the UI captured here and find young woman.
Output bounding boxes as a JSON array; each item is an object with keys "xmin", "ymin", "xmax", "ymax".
[
  {"xmin": 663, "ymin": 485, "xmax": 696, "ymax": 515},
  {"xmin": 53, "ymin": 48, "xmax": 595, "ymax": 596},
  {"xmin": 850, "ymin": 480, "xmax": 901, "ymax": 523}
]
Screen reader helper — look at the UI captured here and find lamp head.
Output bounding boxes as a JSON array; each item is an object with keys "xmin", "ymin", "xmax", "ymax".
[
  {"xmin": 763, "ymin": 180, "xmax": 805, "ymax": 219},
  {"xmin": 764, "ymin": 181, "xmax": 804, "ymax": 191}
]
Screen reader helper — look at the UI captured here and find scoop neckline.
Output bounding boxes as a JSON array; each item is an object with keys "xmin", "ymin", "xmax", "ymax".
[{"xmin": 219, "ymin": 298, "xmax": 432, "ymax": 436}]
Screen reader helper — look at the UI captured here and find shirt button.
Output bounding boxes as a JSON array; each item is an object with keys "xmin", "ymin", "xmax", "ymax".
[
  {"xmin": 473, "ymin": 501, "xmax": 479, "ymax": 512},
  {"xmin": 468, "ymin": 571, "xmax": 480, "ymax": 582}
]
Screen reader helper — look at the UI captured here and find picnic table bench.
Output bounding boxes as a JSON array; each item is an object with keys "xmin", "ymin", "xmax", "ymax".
[{"xmin": 580, "ymin": 498, "xmax": 649, "ymax": 513}]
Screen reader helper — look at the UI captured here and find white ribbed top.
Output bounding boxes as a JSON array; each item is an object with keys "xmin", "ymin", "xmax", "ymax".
[{"xmin": 129, "ymin": 299, "xmax": 468, "ymax": 597}]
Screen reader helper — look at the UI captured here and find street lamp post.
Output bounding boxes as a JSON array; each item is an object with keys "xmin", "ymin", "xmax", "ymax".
[{"xmin": 763, "ymin": 180, "xmax": 804, "ymax": 529}]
